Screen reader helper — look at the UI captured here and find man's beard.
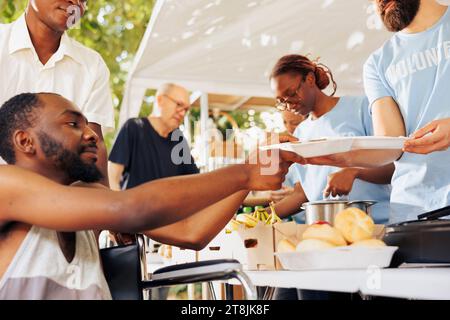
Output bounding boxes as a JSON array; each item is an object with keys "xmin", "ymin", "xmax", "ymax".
[
  {"xmin": 38, "ymin": 131, "xmax": 103, "ymax": 183},
  {"xmin": 377, "ymin": 0, "xmax": 421, "ymax": 32}
]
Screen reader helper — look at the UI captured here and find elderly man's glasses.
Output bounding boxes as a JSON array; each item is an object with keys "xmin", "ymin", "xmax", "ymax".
[
  {"xmin": 275, "ymin": 80, "xmax": 304, "ymax": 111},
  {"xmin": 163, "ymin": 95, "xmax": 191, "ymax": 112}
]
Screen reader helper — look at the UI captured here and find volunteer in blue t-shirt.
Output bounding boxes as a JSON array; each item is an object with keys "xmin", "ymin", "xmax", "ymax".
[
  {"xmin": 269, "ymin": 54, "xmax": 393, "ymax": 224},
  {"xmin": 306, "ymin": 0, "xmax": 450, "ymax": 221}
]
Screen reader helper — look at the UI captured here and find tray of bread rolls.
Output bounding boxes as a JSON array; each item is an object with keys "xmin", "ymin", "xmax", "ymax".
[{"xmin": 275, "ymin": 208, "xmax": 398, "ymax": 270}]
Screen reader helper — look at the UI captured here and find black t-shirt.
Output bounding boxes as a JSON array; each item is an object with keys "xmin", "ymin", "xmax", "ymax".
[{"xmin": 109, "ymin": 118, "xmax": 199, "ymax": 189}]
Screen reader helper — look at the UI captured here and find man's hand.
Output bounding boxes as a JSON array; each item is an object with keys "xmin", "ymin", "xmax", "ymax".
[
  {"xmin": 245, "ymin": 150, "xmax": 289, "ymax": 191},
  {"xmin": 279, "ymin": 149, "xmax": 306, "ymax": 164},
  {"xmin": 323, "ymin": 168, "xmax": 359, "ymax": 198},
  {"xmin": 261, "ymin": 133, "xmax": 304, "ymax": 164},
  {"xmin": 404, "ymin": 118, "xmax": 450, "ymax": 154},
  {"xmin": 270, "ymin": 186, "xmax": 295, "ymax": 203}
]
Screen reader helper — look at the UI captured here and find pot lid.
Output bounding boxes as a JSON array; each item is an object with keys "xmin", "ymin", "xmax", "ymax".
[
  {"xmin": 302, "ymin": 200, "xmax": 378, "ymax": 206},
  {"xmin": 302, "ymin": 200, "xmax": 349, "ymax": 205}
]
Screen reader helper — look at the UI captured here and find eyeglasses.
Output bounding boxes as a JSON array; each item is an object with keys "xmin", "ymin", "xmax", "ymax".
[
  {"xmin": 275, "ymin": 79, "xmax": 304, "ymax": 111},
  {"xmin": 163, "ymin": 95, "xmax": 191, "ymax": 112}
]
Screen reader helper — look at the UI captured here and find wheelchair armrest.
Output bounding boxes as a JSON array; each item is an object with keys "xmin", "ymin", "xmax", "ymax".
[
  {"xmin": 152, "ymin": 259, "xmax": 241, "ymax": 275},
  {"xmin": 141, "ymin": 259, "xmax": 257, "ymax": 299},
  {"xmin": 147, "ymin": 259, "xmax": 242, "ymax": 285}
]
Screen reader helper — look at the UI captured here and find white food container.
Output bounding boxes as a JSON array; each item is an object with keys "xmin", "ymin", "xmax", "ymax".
[
  {"xmin": 260, "ymin": 138, "xmax": 353, "ymax": 158},
  {"xmin": 351, "ymin": 136, "xmax": 407, "ymax": 150},
  {"xmin": 275, "ymin": 246, "xmax": 398, "ymax": 271},
  {"xmin": 260, "ymin": 136, "xmax": 407, "ymax": 158}
]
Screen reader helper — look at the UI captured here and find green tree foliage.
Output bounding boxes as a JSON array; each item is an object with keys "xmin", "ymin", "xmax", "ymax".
[{"xmin": 1, "ymin": 1, "xmax": 269, "ymax": 148}]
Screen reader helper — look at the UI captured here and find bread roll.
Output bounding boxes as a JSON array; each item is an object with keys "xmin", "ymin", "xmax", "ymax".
[
  {"xmin": 302, "ymin": 223, "xmax": 347, "ymax": 246},
  {"xmin": 277, "ymin": 239, "xmax": 297, "ymax": 253},
  {"xmin": 351, "ymin": 239, "xmax": 386, "ymax": 247},
  {"xmin": 296, "ymin": 239, "xmax": 336, "ymax": 252},
  {"xmin": 334, "ymin": 208, "xmax": 375, "ymax": 243}
]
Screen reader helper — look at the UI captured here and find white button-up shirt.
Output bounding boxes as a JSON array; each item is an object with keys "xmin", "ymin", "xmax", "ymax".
[{"xmin": 0, "ymin": 15, "xmax": 115, "ymax": 164}]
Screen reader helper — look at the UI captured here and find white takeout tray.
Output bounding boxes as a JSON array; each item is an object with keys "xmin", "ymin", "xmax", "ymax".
[
  {"xmin": 259, "ymin": 138, "xmax": 353, "ymax": 158},
  {"xmin": 275, "ymin": 246, "xmax": 398, "ymax": 271},
  {"xmin": 350, "ymin": 136, "xmax": 408, "ymax": 150},
  {"xmin": 259, "ymin": 136, "xmax": 407, "ymax": 158}
]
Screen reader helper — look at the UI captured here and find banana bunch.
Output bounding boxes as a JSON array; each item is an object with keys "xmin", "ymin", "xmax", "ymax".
[
  {"xmin": 235, "ymin": 212, "xmax": 258, "ymax": 227},
  {"xmin": 225, "ymin": 203, "xmax": 282, "ymax": 233}
]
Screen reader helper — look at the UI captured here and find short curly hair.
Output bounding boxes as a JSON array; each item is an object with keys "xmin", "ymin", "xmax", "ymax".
[{"xmin": 0, "ymin": 93, "xmax": 44, "ymax": 164}]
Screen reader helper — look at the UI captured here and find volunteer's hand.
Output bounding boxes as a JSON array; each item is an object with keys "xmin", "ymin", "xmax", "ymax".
[
  {"xmin": 264, "ymin": 132, "xmax": 299, "ymax": 145},
  {"xmin": 323, "ymin": 168, "xmax": 359, "ymax": 198},
  {"xmin": 305, "ymin": 152, "xmax": 351, "ymax": 167},
  {"xmin": 279, "ymin": 133, "xmax": 299, "ymax": 143},
  {"xmin": 403, "ymin": 118, "xmax": 450, "ymax": 154}
]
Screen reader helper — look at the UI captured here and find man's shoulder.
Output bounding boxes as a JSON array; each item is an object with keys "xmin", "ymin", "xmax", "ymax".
[
  {"xmin": 125, "ymin": 117, "xmax": 146, "ymax": 127},
  {"xmin": 119, "ymin": 117, "xmax": 146, "ymax": 133},
  {"xmin": 0, "ymin": 21, "xmax": 13, "ymax": 45}
]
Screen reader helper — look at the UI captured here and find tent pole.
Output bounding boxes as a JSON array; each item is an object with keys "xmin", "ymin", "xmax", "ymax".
[
  {"xmin": 183, "ymin": 114, "xmax": 191, "ymax": 147},
  {"xmin": 200, "ymin": 92, "xmax": 209, "ymax": 171}
]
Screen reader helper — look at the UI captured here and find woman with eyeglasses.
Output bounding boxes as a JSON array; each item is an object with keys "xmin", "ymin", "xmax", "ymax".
[{"xmin": 267, "ymin": 54, "xmax": 394, "ymax": 225}]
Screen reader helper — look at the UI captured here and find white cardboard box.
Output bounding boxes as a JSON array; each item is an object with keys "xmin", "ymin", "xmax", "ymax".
[
  {"xmin": 198, "ymin": 229, "xmax": 234, "ymax": 261},
  {"xmin": 171, "ymin": 246, "xmax": 198, "ymax": 264}
]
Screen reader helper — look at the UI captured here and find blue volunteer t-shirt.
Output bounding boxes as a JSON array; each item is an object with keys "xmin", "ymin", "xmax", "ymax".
[
  {"xmin": 363, "ymin": 7, "xmax": 450, "ymax": 217},
  {"xmin": 293, "ymin": 96, "xmax": 392, "ymax": 224}
]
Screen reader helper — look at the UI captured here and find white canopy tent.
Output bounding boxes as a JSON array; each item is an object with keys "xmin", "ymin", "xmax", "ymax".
[{"xmin": 119, "ymin": 0, "xmax": 391, "ymax": 127}]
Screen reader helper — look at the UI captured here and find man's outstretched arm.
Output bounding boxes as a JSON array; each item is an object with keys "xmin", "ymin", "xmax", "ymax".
[
  {"xmin": 143, "ymin": 190, "xmax": 249, "ymax": 250},
  {"xmin": 0, "ymin": 156, "xmax": 291, "ymax": 233}
]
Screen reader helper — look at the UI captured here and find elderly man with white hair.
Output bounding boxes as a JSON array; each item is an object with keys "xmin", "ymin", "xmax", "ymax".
[{"xmin": 108, "ymin": 83, "xmax": 199, "ymax": 191}]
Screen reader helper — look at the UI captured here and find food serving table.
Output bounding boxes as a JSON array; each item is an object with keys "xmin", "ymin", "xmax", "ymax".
[{"xmin": 227, "ymin": 267, "xmax": 450, "ymax": 300}]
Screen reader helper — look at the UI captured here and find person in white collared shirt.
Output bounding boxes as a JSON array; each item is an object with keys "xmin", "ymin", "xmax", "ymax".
[{"xmin": 0, "ymin": 0, "xmax": 114, "ymax": 184}]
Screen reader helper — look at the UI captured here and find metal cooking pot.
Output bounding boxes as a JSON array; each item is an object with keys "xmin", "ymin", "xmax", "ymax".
[{"xmin": 300, "ymin": 200, "xmax": 377, "ymax": 225}]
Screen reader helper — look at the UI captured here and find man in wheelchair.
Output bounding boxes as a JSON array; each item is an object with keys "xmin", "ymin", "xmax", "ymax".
[{"xmin": 0, "ymin": 92, "xmax": 301, "ymax": 299}]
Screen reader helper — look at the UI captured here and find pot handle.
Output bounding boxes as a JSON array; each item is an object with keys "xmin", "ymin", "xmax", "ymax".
[
  {"xmin": 347, "ymin": 200, "xmax": 377, "ymax": 207},
  {"xmin": 323, "ymin": 194, "xmax": 349, "ymax": 201}
]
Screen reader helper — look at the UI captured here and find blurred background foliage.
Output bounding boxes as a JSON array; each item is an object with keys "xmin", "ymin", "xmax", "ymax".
[
  {"xmin": 0, "ymin": 0, "xmax": 155, "ymax": 149},
  {"xmin": 1, "ymin": 0, "xmax": 268, "ymax": 150}
]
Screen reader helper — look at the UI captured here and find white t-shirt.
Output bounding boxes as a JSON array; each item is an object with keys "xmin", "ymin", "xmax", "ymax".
[
  {"xmin": 0, "ymin": 15, "xmax": 115, "ymax": 163},
  {"xmin": 0, "ymin": 226, "xmax": 112, "ymax": 300}
]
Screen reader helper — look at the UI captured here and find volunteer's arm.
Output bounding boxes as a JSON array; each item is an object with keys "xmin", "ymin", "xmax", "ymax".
[
  {"xmin": 268, "ymin": 182, "xmax": 308, "ymax": 219},
  {"xmin": 323, "ymin": 163, "xmax": 394, "ymax": 197}
]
